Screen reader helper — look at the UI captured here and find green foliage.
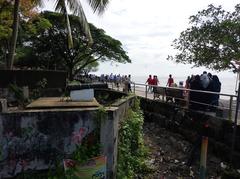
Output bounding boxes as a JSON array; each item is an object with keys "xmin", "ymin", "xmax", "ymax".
[
  {"xmin": 0, "ymin": 0, "xmax": 13, "ymax": 61},
  {"xmin": 72, "ymin": 140, "xmax": 101, "ymax": 164},
  {"xmin": 24, "ymin": 17, "xmax": 52, "ymax": 35},
  {"xmin": 169, "ymin": 4, "xmax": 240, "ymax": 71},
  {"xmin": 0, "ymin": 0, "xmax": 13, "ymax": 40},
  {"xmin": 15, "ymin": 11, "xmax": 130, "ymax": 80},
  {"xmin": 117, "ymin": 98, "xmax": 150, "ymax": 178},
  {"xmin": 8, "ymin": 84, "xmax": 26, "ymax": 106},
  {"xmin": 31, "ymin": 78, "xmax": 47, "ymax": 99},
  {"xmin": 221, "ymin": 167, "xmax": 240, "ymax": 179}
]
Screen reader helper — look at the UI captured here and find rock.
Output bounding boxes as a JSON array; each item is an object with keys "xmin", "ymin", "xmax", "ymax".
[
  {"xmin": 169, "ymin": 136, "xmax": 176, "ymax": 144},
  {"xmin": 190, "ymin": 168, "xmax": 194, "ymax": 177},
  {"xmin": 220, "ymin": 162, "xmax": 227, "ymax": 169},
  {"xmin": 149, "ymin": 159, "xmax": 155, "ymax": 164},
  {"xmin": 174, "ymin": 159, "xmax": 179, "ymax": 164}
]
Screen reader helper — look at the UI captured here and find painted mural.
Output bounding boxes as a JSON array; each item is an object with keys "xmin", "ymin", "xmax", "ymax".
[{"xmin": 63, "ymin": 156, "xmax": 106, "ymax": 179}]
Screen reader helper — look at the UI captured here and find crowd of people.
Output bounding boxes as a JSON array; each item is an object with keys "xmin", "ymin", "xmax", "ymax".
[
  {"xmin": 82, "ymin": 72, "xmax": 222, "ymax": 110},
  {"xmin": 100, "ymin": 73, "xmax": 132, "ymax": 92},
  {"xmin": 187, "ymin": 71, "xmax": 221, "ymax": 110},
  {"xmin": 145, "ymin": 72, "xmax": 222, "ymax": 110}
]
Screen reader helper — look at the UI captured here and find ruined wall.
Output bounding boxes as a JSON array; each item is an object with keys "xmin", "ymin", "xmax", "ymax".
[
  {"xmin": 0, "ymin": 95, "xmax": 135, "ymax": 178},
  {"xmin": 0, "ymin": 109, "xmax": 97, "ymax": 178},
  {"xmin": 140, "ymin": 98, "xmax": 240, "ymax": 168},
  {"xmin": 100, "ymin": 96, "xmax": 135, "ymax": 179}
]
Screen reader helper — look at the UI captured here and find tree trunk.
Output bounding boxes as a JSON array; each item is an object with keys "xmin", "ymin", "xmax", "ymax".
[
  {"xmin": 62, "ymin": 0, "xmax": 73, "ymax": 49},
  {"xmin": 68, "ymin": 65, "xmax": 74, "ymax": 81},
  {"xmin": 8, "ymin": 0, "xmax": 20, "ymax": 69}
]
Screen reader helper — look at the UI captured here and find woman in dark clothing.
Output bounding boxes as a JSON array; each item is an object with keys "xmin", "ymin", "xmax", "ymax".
[
  {"xmin": 189, "ymin": 75, "xmax": 204, "ymax": 110},
  {"xmin": 209, "ymin": 75, "xmax": 221, "ymax": 107}
]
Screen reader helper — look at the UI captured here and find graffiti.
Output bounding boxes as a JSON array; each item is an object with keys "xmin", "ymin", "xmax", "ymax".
[
  {"xmin": 0, "ymin": 112, "xmax": 96, "ymax": 178},
  {"xmin": 0, "ymin": 127, "xmax": 51, "ymax": 176},
  {"xmin": 71, "ymin": 127, "xmax": 89, "ymax": 144}
]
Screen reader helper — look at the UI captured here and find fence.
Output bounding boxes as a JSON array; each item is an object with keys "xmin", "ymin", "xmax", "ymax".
[{"xmin": 108, "ymin": 82, "xmax": 238, "ymax": 122}]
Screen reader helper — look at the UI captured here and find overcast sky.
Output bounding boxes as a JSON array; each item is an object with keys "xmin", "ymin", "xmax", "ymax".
[{"xmin": 43, "ymin": 0, "xmax": 239, "ymax": 78}]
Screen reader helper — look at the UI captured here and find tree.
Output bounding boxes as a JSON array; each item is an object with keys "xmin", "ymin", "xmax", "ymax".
[
  {"xmin": 16, "ymin": 12, "xmax": 130, "ymax": 80},
  {"xmin": 0, "ymin": 0, "xmax": 13, "ymax": 67},
  {"xmin": 6, "ymin": 0, "xmax": 110, "ymax": 70},
  {"xmin": 168, "ymin": 4, "xmax": 240, "ymax": 71},
  {"xmin": 2, "ymin": 0, "xmax": 40, "ymax": 69}
]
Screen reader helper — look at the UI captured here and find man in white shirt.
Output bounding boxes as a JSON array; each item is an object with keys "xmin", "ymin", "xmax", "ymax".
[{"xmin": 200, "ymin": 71, "xmax": 210, "ymax": 89}]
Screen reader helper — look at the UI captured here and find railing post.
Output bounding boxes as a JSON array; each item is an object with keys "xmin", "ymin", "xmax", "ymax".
[
  {"xmin": 229, "ymin": 96, "xmax": 233, "ymax": 121},
  {"xmin": 145, "ymin": 85, "xmax": 148, "ymax": 98},
  {"xmin": 200, "ymin": 136, "xmax": 208, "ymax": 179},
  {"xmin": 230, "ymin": 82, "xmax": 240, "ymax": 164},
  {"xmin": 133, "ymin": 83, "xmax": 136, "ymax": 94}
]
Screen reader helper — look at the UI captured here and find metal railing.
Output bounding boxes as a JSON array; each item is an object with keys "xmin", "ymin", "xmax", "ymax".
[{"xmin": 109, "ymin": 82, "xmax": 238, "ymax": 122}]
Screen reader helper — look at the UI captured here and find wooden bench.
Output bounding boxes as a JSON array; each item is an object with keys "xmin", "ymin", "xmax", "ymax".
[
  {"xmin": 165, "ymin": 88, "xmax": 184, "ymax": 105},
  {"xmin": 153, "ymin": 87, "xmax": 166, "ymax": 100}
]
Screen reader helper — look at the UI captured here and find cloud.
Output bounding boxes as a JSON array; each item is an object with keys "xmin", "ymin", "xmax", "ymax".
[{"xmin": 43, "ymin": 0, "xmax": 239, "ymax": 88}]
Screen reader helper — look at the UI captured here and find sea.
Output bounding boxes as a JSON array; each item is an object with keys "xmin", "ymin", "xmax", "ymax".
[{"xmin": 131, "ymin": 75, "xmax": 238, "ymax": 96}]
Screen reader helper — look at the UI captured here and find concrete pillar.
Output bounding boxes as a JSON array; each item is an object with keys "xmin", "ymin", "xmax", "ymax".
[
  {"xmin": 0, "ymin": 99, "xmax": 7, "ymax": 112},
  {"xmin": 23, "ymin": 86, "xmax": 29, "ymax": 100},
  {"xmin": 100, "ymin": 111, "xmax": 119, "ymax": 179}
]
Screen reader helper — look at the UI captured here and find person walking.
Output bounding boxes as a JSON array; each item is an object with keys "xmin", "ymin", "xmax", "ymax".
[
  {"xmin": 146, "ymin": 75, "xmax": 153, "ymax": 92},
  {"xmin": 127, "ymin": 74, "xmax": 132, "ymax": 93},
  {"xmin": 167, "ymin": 74, "xmax": 174, "ymax": 87}
]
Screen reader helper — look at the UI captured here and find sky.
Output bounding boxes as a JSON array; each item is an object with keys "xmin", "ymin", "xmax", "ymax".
[{"xmin": 42, "ymin": 0, "xmax": 240, "ymax": 79}]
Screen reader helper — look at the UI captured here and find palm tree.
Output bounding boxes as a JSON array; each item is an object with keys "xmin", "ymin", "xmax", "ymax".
[
  {"xmin": 7, "ymin": 0, "xmax": 110, "ymax": 69},
  {"xmin": 53, "ymin": 0, "xmax": 110, "ymax": 47},
  {"xmin": 7, "ymin": 0, "xmax": 20, "ymax": 69}
]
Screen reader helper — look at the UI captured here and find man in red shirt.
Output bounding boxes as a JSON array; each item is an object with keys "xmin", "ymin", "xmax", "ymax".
[
  {"xmin": 167, "ymin": 74, "xmax": 174, "ymax": 87},
  {"xmin": 146, "ymin": 75, "xmax": 153, "ymax": 92}
]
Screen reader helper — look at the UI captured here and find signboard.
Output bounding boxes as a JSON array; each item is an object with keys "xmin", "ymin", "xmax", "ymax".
[{"xmin": 63, "ymin": 156, "xmax": 106, "ymax": 179}]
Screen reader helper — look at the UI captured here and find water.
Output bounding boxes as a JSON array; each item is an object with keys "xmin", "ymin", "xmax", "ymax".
[{"xmin": 132, "ymin": 75, "xmax": 237, "ymax": 95}]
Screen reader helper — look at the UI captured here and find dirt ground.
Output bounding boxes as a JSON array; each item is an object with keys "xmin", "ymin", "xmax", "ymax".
[{"xmin": 141, "ymin": 122, "xmax": 229, "ymax": 179}]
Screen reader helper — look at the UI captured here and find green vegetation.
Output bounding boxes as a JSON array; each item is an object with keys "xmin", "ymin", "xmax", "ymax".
[
  {"xmin": 15, "ymin": 11, "xmax": 130, "ymax": 80},
  {"xmin": 31, "ymin": 78, "xmax": 48, "ymax": 99},
  {"xmin": 117, "ymin": 99, "xmax": 150, "ymax": 178},
  {"xmin": 168, "ymin": 4, "xmax": 240, "ymax": 71},
  {"xmin": 4, "ymin": 0, "xmax": 110, "ymax": 70}
]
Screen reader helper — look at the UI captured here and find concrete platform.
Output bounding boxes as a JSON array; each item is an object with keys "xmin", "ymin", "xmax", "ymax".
[{"xmin": 26, "ymin": 97, "xmax": 100, "ymax": 109}]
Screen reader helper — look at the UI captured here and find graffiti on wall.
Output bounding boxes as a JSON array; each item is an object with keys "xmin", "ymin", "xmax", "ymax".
[
  {"xmin": 0, "ymin": 113, "xmax": 96, "ymax": 178},
  {"xmin": 71, "ymin": 127, "xmax": 89, "ymax": 144},
  {"xmin": 0, "ymin": 127, "xmax": 50, "ymax": 176}
]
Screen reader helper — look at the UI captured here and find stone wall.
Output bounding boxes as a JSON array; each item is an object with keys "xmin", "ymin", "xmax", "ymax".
[
  {"xmin": 101, "ymin": 95, "xmax": 134, "ymax": 179},
  {"xmin": 140, "ymin": 98, "xmax": 240, "ymax": 168}
]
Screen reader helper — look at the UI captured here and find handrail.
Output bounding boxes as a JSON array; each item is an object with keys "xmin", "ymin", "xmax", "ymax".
[
  {"xmin": 129, "ymin": 82, "xmax": 238, "ymax": 121},
  {"xmin": 107, "ymin": 81, "xmax": 238, "ymax": 121},
  {"xmin": 133, "ymin": 82, "xmax": 237, "ymax": 98}
]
